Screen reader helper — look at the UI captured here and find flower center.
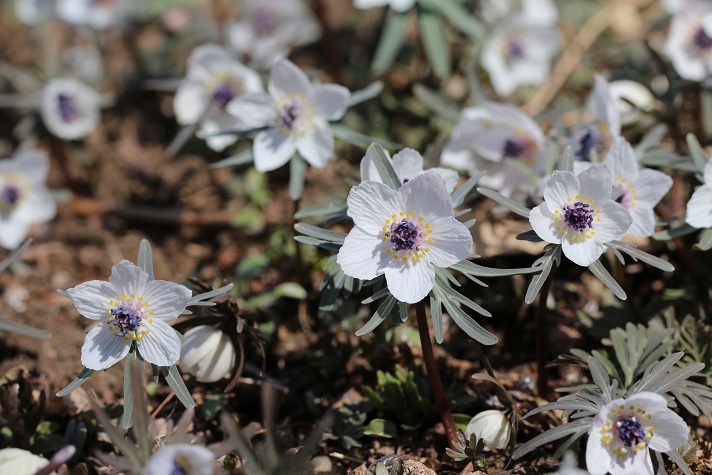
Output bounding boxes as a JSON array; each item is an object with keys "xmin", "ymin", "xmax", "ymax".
[
  {"xmin": 211, "ymin": 82, "xmax": 238, "ymax": 110},
  {"xmin": 276, "ymin": 96, "xmax": 312, "ymax": 136},
  {"xmin": 507, "ymin": 37, "xmax": 524, "ymax": 59},
  {"xmin": 0, "ymin": 183, "xmax": 21, "ymax": 209},
  {"xmin": 503, "ymin": 136, "xmax": 537, "ymax": 162},
  {"xmin": 382, "ymin": 212, "xmax": 433, "ymax": 262},
  {"xmin": 693, "ymin": 27, "xmax": 712, "ymax": 50},
  {"xmin": 105, "ymin": 294, "xmax": 154, "ymax": 341},
  {"xmin": 613, "ymin": 177, "xmax": 637, "ymax": 208},
  {"xmin": 616, "ymin": 417, "xmax": 647, "ymax": 447},
  {"xmin": 58, "ymin": 93, "xmax": 79, "ymax": 123},
  {"xmin": 564, "ymin": 201, "xmax": 593, "ymax": 231},
  {"xmin": 253, "ymin": 6, "xmax": 278, "ymax": 35},
  {"xmin": 552, "ymin": 197, "xmax": 601, "ymax": 243},
  {"xmin": 171, "ymin": 455, "xmax": 193, "ymax": 475}
]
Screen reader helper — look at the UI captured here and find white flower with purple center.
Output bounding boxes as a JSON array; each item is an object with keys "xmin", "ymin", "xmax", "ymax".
[
  {"xmin": 227, "ymin": 57, "xmax": 350, "ymax": 172},
  {"xmin": 67, "ymin": 260, "xmax": 192, "ymax": 370},
  {"xmin": 227, "ymin": 0, "xmax": 321, "ymax": 66},
  {"xmin": 569, "ymin": 75, "xmax": 621, "ymax": 162},
  {"xmin": 598, "ymin": 138, "xmax": 672, "ymax": 237},
  {"xmin": 353, "ymin": 0, "xmax": 416, "ymax": 12},
  {"xmin": 142, "ymin": 444, "xmax": 215, "ymax": 475},
  {"xmin": 686, "ymin": 156, "xmax": 712, "ymax": 228},
  {"xmin": 0, "ymin": 150, "xmax": 56, "ymax": 250},
  {"xmin": 586, "ymin": 392, "xmax": 688, "ymax": 475},
  {"xmin": 480, "ymin": 0, "xmax": 558, "ymax": 28},
  {"xmin": 664, "ymin": 1, "xmax": 712, "ymax": 81},
  {"xmin": 174, "ymin": 44, "xmax": 264, "ymax": 152},
  {"xmin": 337, "ymin": 172, "xmax": 472, "ymax": 304},
  {"xmin": 361, "ymin": 148, "xmax": 459, "ymax": 193},
  {"xmin": 441, "ymin": 102, "xmax": 546, "ymax": 197},
  {"xmin": 56, "ymin": 0, "xmax": 129, "ymax": 29},
  {"xmin": 40, "ymin": 78, "xmax": 101, "ymax": 141},
  {"xmin": 481, "ymin": 16, "xmax": 560, "ymax": 96},
  {"xmin": 529, "ymin": 165, "xmax": 632, "ymax": 267}
]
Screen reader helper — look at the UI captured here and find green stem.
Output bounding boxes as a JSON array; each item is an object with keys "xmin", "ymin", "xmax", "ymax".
[
  {"xmin": 415, "ymin": 300, "xmax": 457, "ymax": 448},
  {"xmin": 536, "ymin": 274, "xmax": 553, "ymax": 398}
]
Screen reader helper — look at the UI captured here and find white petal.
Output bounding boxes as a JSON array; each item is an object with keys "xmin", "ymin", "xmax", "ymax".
[
  {"xmin": 389, "ymin": 0, "xmax": 416, "ymax": 11},
  {"xmin": 686, "ymin": 184, "xmax": 712, "ymax": 228},
  {"xmin": 543, "ymin": 171, "xmax": 580, "ymax": 212},
  {"xmin": 137, "ymin": 320, "xmax": 182, "ymax": 367},
  {"xmin": 704, "ymin": 158, "xmax": 712, "ymax": 184},
  {"xmin": 253, "ymin": 129, "xmax": 296, "ymax": 172},
  {"xmin": 609, "ymin": 448, "xmax": 653, "ymax": 475},
  {"xmin": 647, "ymin": 410, "xmax": 688, "ymax": 452},
  {"xmin": 142, "ymin": 280, "xmax": 192, "ymax": 322},
  {"xmin": 593, "ymin": 75, "xmax": 621, "ymax": 137},
  {"xmin": 193, "ymin": 334, "xmax": 236, "ymax": 383},
  {"xmin": 627, "ymin": 206, "xmax": 656, "ymax": 237},
  {"xmin": 353, "ymin": 0, "xmax": 389, "ymax": 9},
  {"xmin": 359, "ymin": 148, "xmax": 390, "ymax": 183},
  {"xmin": 634, "ymin": 169, "xmax": 673, "ymax": 206},
  {"xmin": 143, "ymin": 444, "xmax": 215, "ymax": 475},
  {"xmin": 108, "ymin": 260, "xmax": 149, "ymax": 298},
  {"xmin": 67, "ymin": 279, "xmax": 119, "ymax": 320},
  {"xmin": 226, "ymin": 93, "xmax": 276, "ymax": 128},
  {"xmin": 605, "ymin": 138, "xmax": 638, "ymax": 182},
  {"xmin": 268, "ymin": 58, "xmax": 312, "ymax": 101},
  {"xmin": 578, "ymin": 165, "xmax": 613, "ymax": 205},
  {"xmin": 14, "ymin": 150, "xmax": 50, "ymax": 184},
  {"xmin": 346, "ymin": 180, "xmax": 401, "ymax": 234},
  {"xmin": 430, "ymin": 168, "xmax": 460, "ymax": 193},
  {"xmin": 313, "ymin": 84, "xmax": 350, "ymax": 121},
  {"xmin": 585, "ymin": 425, "xmax": 615, "ymax": 475},
  {"xmin": 0, "ymin": 219, "xmax": 29, "ymax": 250},
  {"xmin": 337, "ymin": 227, "xmax": 391, "ymax": 280},
  {"xmin": 529, "ymin": 203, "xmax": 559, "ymax": 244},
  {"xmin": 296, "ymin": 118, "xmax": 334, "ymax": 168},
  {"xmin": 594, "ymin": 201, "xmax": 632, "ymax": 242},
  {"xmin": 391, "ymin": 148, "xmax": 424, "ymax": 183},
  {"xmin": 399, "ymin": 172, "xmax": 453, "ymax": 219},
  {"xmin": 384, "ymin": 259, "xmax": 435, "ymax": 304},
  {"xmin": 425, "ymin": 217, "xmax": 472, "ymax": 267},
  {"xmin": 15, "ymin": 188, "xmax": 57, "ymax": 224},
  {"xmin": 81, "ymin": 324, "xmax": 131, "ymax": 370},
  {"xmin": 0, "ymin": 448, "xmax": 50, "ymax": 475},
  {"xmin": 562, "ymin": 237, "xmax": 604, "ymax": 267},
  {"xmin": 173, "ymin": 82, "xmax": 208, "ymax": 125}
]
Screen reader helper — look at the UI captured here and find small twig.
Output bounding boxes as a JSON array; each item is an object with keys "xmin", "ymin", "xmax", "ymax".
[{"xmin": 151, "ymin": 391, "xmax": 175, "ymax": 418}]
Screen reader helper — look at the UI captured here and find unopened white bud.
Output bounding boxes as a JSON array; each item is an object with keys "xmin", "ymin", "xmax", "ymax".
[
  {"xmin": 465, "ymin": 409, "xmax": 511, "ymax": 450},
  {"xmin": 179, "ymin": 326, "xmax": 236, "ymax": 383}
]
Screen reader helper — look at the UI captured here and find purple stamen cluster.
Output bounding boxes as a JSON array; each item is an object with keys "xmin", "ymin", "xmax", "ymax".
[
  {"xmin": 564, "ymin": 202, "xmax": 593, "ymax": 231},
  {"xmin": 616, "ymin": 417, "xmax": 647, "ymax": 447},
  {"xmin": 212, "ymin": 82, "xmax": 237, "ymax": 110},
  {"xmin": 171, "ymin": 461, "xmax": 190, "ymax": 475},
  {"xmin": 387, "ymin": 219, "xmax": 420, "ymax": 251},
  {"xmin": 1, "ymin": 184, "xmax": 21, "ymax": 207},
  {"xmin": 278, "ymin": 102, "xmax": 300, "ymax": 130},
  {"xmin": 693, "ymin": 27, "xmax": 712, "ymax": 50},
  {"xmin": 58, "ymin": 93, "xmax": 79, "ymax": 123},
  {"xmin": 503, "ymin": 137, "xmax": 533, "ymax": 159},
  {"xmin": 109, "ymin": 305, "xmax": 142, "ymax": 337},
  {"xmin": 576, "ymin": 130, "xmax": 596, "ymax": 160},
  {"xmin": 507, "ymin": 38, "xmax": 524, "ymax": 59}
]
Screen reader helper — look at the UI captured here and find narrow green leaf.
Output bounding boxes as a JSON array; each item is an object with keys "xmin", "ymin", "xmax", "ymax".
[
  {"xmin": 372, "ymin": 11, "xmax": 408, "ymax": 76},
  {"xmin": 347, "ymin": 80, "xmax": 384, "ymax": 107},
  {"xmin": 588, "ymin": 260, "xmax": 626, "ymax": 300},
  {"xmin": 0, "ymin": 317, "xmax": 51, "ymax": 339},
  {"xmin": 331, "ymin": 124, "xmax": 402, "ymax": 150},
  {"xmin": 366, "ymin": 143, "xmax": 401, "ymax": 190},
  {"xmin": 294, "ymin": 223, "xmax": 347, "ymax": 244},
  {"xmin": 451, "ymin": 172, "xmax": 485, "ymax": 208},
  {"xmin": 559, "ymin": 146, "xmax": 574, "ymax": 172},
  {"xmin": 430, "ymin": 295, "xmax": 444, "ymax": 344},
  {"xmin": 56, "ymin": 367, "xmax": 95, "ymax": 397},
  {"xmin": 120, "ymin": 347, "xmax": 139, "ymax": 429},
  {"xmin": 633, "ymin": 124, "xmax": 667, "ymax": 157},
  {"xmin": 413, "ymin": 83, "xmax": 459, "ymax": 122},
  {"xmin": 424, "ymin": 0, "xmax": 484, "ymax": 39},
  {"xmin": 188, "ymin": 283, "xmax": 234, "ymax": 306},
  {"xmin": 604, "ymin": 241, "xmax": 674, "ymax": 272},
  {"xmin": 524, "ymin": 245, "xmax": 560, "ymax": 304},
  {"xmin": 289, "ymin": 154, "xmax": 307, "ymax": 200},
  {"xmin": 686, "ymin": 133, "xmax": 709, "ymax": 173},
  {"xmin": 356, "ymin": 295, "xmax": 396, "ymax": 336},
  {"xmin": 136, "ymin": 239, "xmax": 154, "ymax": 281},
  {"xmin": 477, "ymin": 187, "xmax": 531, "ymax": 218},
  {"xmin": 0, "ymin": 238, "xmax": 31, "ymax": 272},
  {"xmin": 209, "ymin": 149, "xmax": 253, "ymax": 169},
  {"xmin": 652, "ymin": 223, "xmax": 697, "ymax": 240},
  {"xmin": 160, "ymin": 365, "xmax": 195, "ymax": 408},
  {"xmin": 294, "ymin": 202, "xmax": 348, "ymax": 220}
]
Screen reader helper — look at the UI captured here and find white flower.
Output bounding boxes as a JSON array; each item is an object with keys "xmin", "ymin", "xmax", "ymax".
[
  {"xmin": 529, "ymin": 166, "xmax": 632, "ymax": 267},
  {"xmin": 179, "ymin": 326, "xmax": 237, "ymax": 383},
  {"xmin": 55, "ymin": 0, "xmax": 129, "ymax": 28},
  {"xmin": 686, "ymin": 156, "xmax": 712, "ymax": 228},
  {"xmin": 664, "ymin": 0, "xmax": 712, "ymax": 81},
  {"xmin": 0, "ymin": 448, "xmax": 53, "ymax": 475},
  {"xmin": 142, "ymin": 444, "xmax": 215, "ymax": 475},
  {"xmin": 353, "ymin": 0, "xmax": 416, "ymax": 13},
  {"xmin": 227, "ymin": 58, "xmax": 350, "ymax": 172},
  {"xmin": 598, "ymin": 138, "xmax": 672, "ymax": 237},
  {"xmin": 337, "ymin": 172, "xmax": 472, "ymax": 304},
  {"xmin": 14, "ymin": 0, "xmax": 54, "ymax": 25},
  {"xmin": 569, "ymin": 75, "xmax": 621, "ymax": 162},
  {"xmin": 465, "ymin": 409, "xmax": 511, "ymax": 450},
  {"xmin": 40, "ymin": 78, "xmax": 101, "ymax": 140},
  {"xmin": 480, "ymin": 0, "xmax": 558, "ymax": 27},
  {"xmin": 174, "ymin": 44, "xmax": 264, "ymax": 152},
  {"xmin": 227, "ymin": 0, "xmax": 321, "ymax": 66},
  {"xmin": 586, "ymin": 392, "xmax": 688, "ymax": 475},
  {"xmin": 0, "ymin": 150, "xmax": 56, "ymax": 250},
  {"xmin": 440, "ymin": 102, "xmax": 546, "ymax": 197},
  {"xmin": 67, "ymin": 260, "xmax": 192, "ymax": 371},
  {"xmin": 62, "ymin": 44, "xmax": 105, "ymax": 84},
  {"xmin": 608, "ymin": 80, "xmax": 655, "ymax": 126},
  {"xmin": 361, "ymin": 148, "xmax": 459, "ymax": 193},
  {"xmin": 481, "ymin": 16, "xmax": 560, "ymax": 96}
]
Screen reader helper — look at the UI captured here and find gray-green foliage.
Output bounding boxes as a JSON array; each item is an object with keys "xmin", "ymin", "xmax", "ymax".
[
  {"xmin": 363, "ymin": 455, "xmax": 405, "ymax": 475},
  {"xmin": 445, "ymin": 429, "xmax": 488, "ymax": 472}
]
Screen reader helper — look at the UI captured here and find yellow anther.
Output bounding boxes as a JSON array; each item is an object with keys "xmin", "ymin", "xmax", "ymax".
[
  {"xmin": 382, "ymin": 237, "xmax": 388, "ymax": 241},
  {"xmin": 556, "ymin": 226, "xmax": 562, "ymax": 231},
  {"xmin": 124, "ymin": 335, "xmax": 129, "ymax": 340},
  {"xmin": 427, "ymin": 237, "xmax": 432, "ymax": 242},
  {"xmin": 148, "ymin": 318, "xmax": 153, "ymax": 323},
  {"xmin": 149, "ymin": 311, "xmax": 154, "ymax": 315},
  {"xmin": 383, "ymin": 226, "xmax": 388, "ymax": 232},
  {"xmin": 144, "ymin": 302, "xmax": 150, "ymax": 307},
  {"xmin": 123, "ymin": 294, "xmax": 128, "ymax": 298},
  {"xmin": 411, "ymin": 256, "xmax": 417, "ymax": 261},
  {"xmin": 137, "ymin": 335, "xmax": 143, "ymax": 340},
  {"xmin": 563, "ymin": 231, "xmax": 568, "ymax": 236},
  {"xmin": 131, "ymin": 294, "xmax": 135, "ymax": 299},
  {"xmin": 418, "ymin": 216, "xmax": 423, "ymax": 221},
  {"xmin": 590, "ymin": 200, "xmax": 594, "ymax": 204},
  {"xmin": 392, "ymin": 214, "xmax": 397, "ymax": 219},
  {"xmin": 596, "ymin": 217, "xmax": 601, "ymax": 222},
  {"xmin": 418, "ymin": 252, "xmax": 424, "ymax": 258},
  {"xmin": 400, "ymin": 212, "xmax": 405, "ymax": 216},
  {"xmin": 386, "ymin": 219, "xmax": 391, "ymax": 224},
  {"xmin": 106, "ymin": 309, "xmax": 111, "ymax": 314},
  {"xmin": 576, "ymin": 195, "xmax": 580, "ymax": 200},
  {"xmin": 554, "ymin": 217, "xmax": 559, "ymax": 222},
  {"xmin": 387, "ymin": 248, "xmax": 392, "ymax": 253},
  {"xmin": 110, "ymin": 300, "xmax": 114, "ymax": 305},
  {"xmin": 402, "ymin": 257, "xmax": 408, "ymax": 261},
  {"xmin": 409, "ymin": 211, "xmax": 414, "ymax": 217},
  {"xmin": 554, "ymin": 209, "xmax": 560, "ymax": 214},
  {"xmin": 138, "ymin": 297, "xmax": 143, "ymax": 300}
]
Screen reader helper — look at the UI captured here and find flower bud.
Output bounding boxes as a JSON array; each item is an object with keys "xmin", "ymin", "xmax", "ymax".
[
  {"xmin": 179, "ymin": 326, "xmax": 236, "ymax": 383},
  {"xmin": 465, "ymin": 409, "xmax": 511, "ymax": 450}
]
